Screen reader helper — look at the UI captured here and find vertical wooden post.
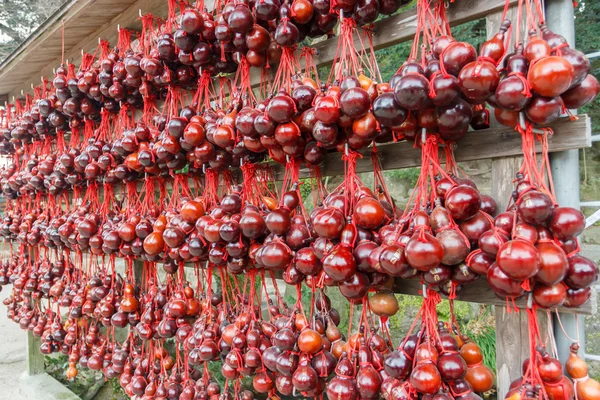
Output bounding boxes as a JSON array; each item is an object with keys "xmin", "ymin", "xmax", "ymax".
[
  {"xmin": 486, "ymin": 8, "xmax": 524, "ymax": 398},
  {"xmin": 26, "ymin": 331, "xmax": 44, "ymax": 375},
  {"xmin": 133, "ymin": 259, "xmax": 145, "ymax": 286},
  {"xmin": 492, "ymin": 157, "xmax": 551, "ymax": 397},
  {"xmin": 262, "ymin": 275, "xmax": 288, "ymax": 319},
  {"xmin": 492, "ymin": 155, "xmax": 523, "ymax": 398},
  {"xmin": 544, "ymin": 0, "xmax": 587, "ymax": 366}
]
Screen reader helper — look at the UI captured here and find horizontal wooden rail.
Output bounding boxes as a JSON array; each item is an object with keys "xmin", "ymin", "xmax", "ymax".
[
  {"xmin": 272, "ymin": 115, "xmax": 592, "ymax": 180},
  {"xmin": 172, "ymin": 264, "xmax": 594, "ymax": 315},
  {"xmin": 391, "ymin": 277, "xmax": 595, "ymax": 315}
]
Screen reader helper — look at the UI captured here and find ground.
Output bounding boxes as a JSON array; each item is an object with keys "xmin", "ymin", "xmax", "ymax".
[{"xmin": 0, "ymin": 283, "xmax": 27, "ymax": 400}]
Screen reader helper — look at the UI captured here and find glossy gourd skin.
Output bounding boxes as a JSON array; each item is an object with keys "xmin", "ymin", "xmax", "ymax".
[{"xmin": 566, "ymin": 344, "xmax": 600, "ymax": 400}]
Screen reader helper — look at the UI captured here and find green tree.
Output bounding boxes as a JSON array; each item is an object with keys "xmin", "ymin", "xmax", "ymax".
[{"xmin": 0, "ymin": 0, "xmax": 66, "ymax": 60}]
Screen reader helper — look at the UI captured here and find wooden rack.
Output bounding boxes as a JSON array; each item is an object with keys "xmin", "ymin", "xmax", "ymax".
[{"xmin": 1, "ymin": 0, "xmax": 592, "ymax": 399}]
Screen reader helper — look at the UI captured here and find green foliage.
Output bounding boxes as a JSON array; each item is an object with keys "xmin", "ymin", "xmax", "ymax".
[
  {"xmin": 299, "ymin": 178, "xmax": 314, "ymax": 201},
  {"xmin": 574, "ymin": 2, "xmax": 600, "ymax": 171},
  {"xmin": 389, "ymin": 294, "xmax": 423, "ymax": 331},
  {"xmin": 298, "ymin": 177, "xmax": 319, "ymax": 213},
  {"xmin": 207, "ymin": 360, "xmax": 227, "ymax": 387},
  {"xmin": 436, "ymin": 299, "xmax": 471, "ymax": 324},
  {"xmin": 0, "ymin": 0, "xmax": 67, "ymax": 60},
  {"xmin": 452, "ymin": 19, "xmax": 487, "ymax": 55},
  {"xmin": 283, "ymin": 281, "xmax": 313, "ymax": 313},
  {"xmin": 465, "ymin": 325, "xmax": 497, "ymax": 373},
  {"xmin": 463, "ymin": 306, "xmax": 497, "ymax": 373},
  {"xmin": 45, "ymin": 354, "xmax": 107, "ymax": 399},
  {"xmin": 383, "ymin": 168, "xmax": 421, "ymax": 188},
  {"xmin": 574, "ymin": 2, "xmax": 600, "ymax": 55},
  {"xmin": 376, "ymin": 41, "xmax": 412, "ymax": 82},
  {"xmin": 108, "ymin": 378, "xmax": 128, "ymax": 399}
]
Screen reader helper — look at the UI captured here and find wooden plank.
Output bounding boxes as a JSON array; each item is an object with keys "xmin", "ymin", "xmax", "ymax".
[
  {"xmin": 495, "ymin": 308, "xmax": 550, "ymax": 397},
  {"xmin": 491, "ymin": 157, "xmax": 522, "ymax": 213},
  {"xmin": 173, "ymin": 265, "xmax": 591, "ymax": 315},
  {"xmin": 272, "ymin": 115, "xmax": 592, "ymax": 180},
  {"xmin": 495, "ymin": 309, "xmax": 523, "ymax": 398},
  {"xmin": 26, "ymin": 331, "xmax": 44, "ymax": 375},
  {"xmin": 390, "ymin": 277, "xmax": 592, "ymax": 315},
  {"xmin": 7, "ymin": 0, "xmax": 212, "ymax": 99},
  {"xmin": 133, "ymin": 259, "xmax": 145, "ymax": 286},
  {"xmin": 491, "ymin": 153, "xmax": 546, "ymax": 397}
]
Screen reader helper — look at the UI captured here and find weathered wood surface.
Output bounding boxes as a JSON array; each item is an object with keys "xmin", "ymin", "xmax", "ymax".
[
  {"xmin": 272, "ymin": 115, "xmax": 592, "ymax": 180},
  {"xmin": 390, "ymin": 277, "xmax": 592, "ymax": 315},
  {"xmin": 26, "ymin": 331, "xmax": 44, "ymax": 375},
  {"xmin": 491, "ymin": 153, "xmax": 543, "ymax": 399},
  {"xmin": 485, "ymin": 8, "xmax": 532, "ymax": 396},
  {"xmin": 495, "ymin": 308, "xmax": 551, "ymax": 398},
  {"xmin": 11, "ymin": 0, "xmax": 175, "ymax": 101},
  {"xmin": 491, "ymin": 156, "xmax": 522, "ymax": 212}
]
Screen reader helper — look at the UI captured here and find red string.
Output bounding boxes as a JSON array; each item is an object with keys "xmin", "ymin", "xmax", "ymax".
[
  {"xmin": 534, "ymin": 0, "xmax": 545, "ymax": 24},
  {"xmin": 117, "ymin": 28, "xmax": 132, "ymax": 53},
  {"xmin": 341, "ymin": 149, "xmax": 363, "ymax": 217},
  {"xmin": 371, "ymin": 146, "xmax": 395, "ymax": 215},
  {"xmin": 139, "ymin": 14, "xmax": 158, "ymax": 56},
  {"xmin": 193, "ymin": 70, "xmax": 216, "ymax": 112},
  {"xmin": 272, "ymin": 47, "xmax": 301, "ymax": 94},
  {"xmin": 328, "ymin": 18, "xmax": 362, "ymax": 83},
  {"xmin": 515, "ymin": 0, "xmax": 524, "ymax": 46},
  {"xmin": 165, "ymin": 0, "xmax": 181, "ymax": 32},
  {"xmin": 233, "ymin": 55, "xmax": 258, "ymax": 104},
  {"xmin": 355, "ymin": 25, "xmax": 382, "ymax": 82},
  {"xmin": 300, "ymin": 47, "xmax": 321, "ymax": 88}
]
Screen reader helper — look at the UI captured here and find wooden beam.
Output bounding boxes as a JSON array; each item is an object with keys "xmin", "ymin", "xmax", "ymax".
[
  {"xmin": 391, "ymin": 276, "xmax": 592, "ymax": 315},
  {"xmin": 495, "ymin": 309, "xmax": 550, "ymax": 397},
  {"xmin": 178, "ymin": 264, "xmax": 592, "ymax": 315},
  {"xmin": 490, "ymin": 149, "xmax": 558, "ymax": 398},
  {"xmin": 272, "ymin": 115, "xmax": 592, "ymax": 180}
]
